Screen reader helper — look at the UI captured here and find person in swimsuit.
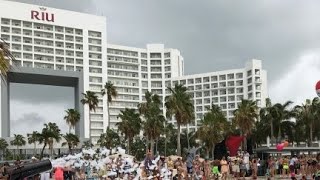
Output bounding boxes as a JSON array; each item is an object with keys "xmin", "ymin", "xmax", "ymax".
[
  {"xmin": 203, "ymin": 159, "xmax": 211, "ymax": 179},
  {"xmin": 220, "ymin": 156, "xmax": 229, "ymax": 180},
  {"xmin": 283, "ymin": 156, "xmax": 289, "ymax": 178},
  {"xmin": 300, "ymin": 154, "xmax": 307, "ymax": 176},
  {"xmin": 212, "ymin": 159, "xmax": 220, "ymax": 179},
  {"xmin": 251, "ymin": 158, "xmax": 258, "ymax": 179},
  {"xmin": 54, "ymin": 167, "xmax": 64, "ymax": 180}
]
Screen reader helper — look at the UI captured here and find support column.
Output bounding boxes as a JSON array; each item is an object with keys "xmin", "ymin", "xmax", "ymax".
[{"xmin": 1, "ymin": 79, "xmax": 10, "ymax": 137}]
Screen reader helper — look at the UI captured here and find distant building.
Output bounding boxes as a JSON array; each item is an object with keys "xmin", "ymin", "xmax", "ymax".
[
  {"xmin": 106, "ymin": 44, "xmax": 183, "ymax": 128},
  {"xmin": 170, "ymin": 59, "xmax": 268, "ymax": 132}
]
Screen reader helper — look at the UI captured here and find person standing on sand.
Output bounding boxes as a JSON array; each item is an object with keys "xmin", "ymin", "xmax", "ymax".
[
  {"xmin": 54, "ymin": 167, "xmax": 64, "ymax": 180},
  {"xmin": 220, "ymin": 156, "xmax": 229, "ymax": 180}
]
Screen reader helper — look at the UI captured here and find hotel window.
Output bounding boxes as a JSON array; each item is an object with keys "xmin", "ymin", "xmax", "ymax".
[
  {"xmin": 1, "ymin": 18, "xmax": 10, "ymax": 25},
  {"xmin": 188, "ymin": 79, "xmax": 194, "ymax": 84},
  {"xmin": 236, "ymin": 80, "xmax": 243, "ymax": 86},
  {"xmin": 150, "ymin": 53, "xmax": 161, "ymax": 58},
  {"xmin": 141, "ymin": 53, "xmax": 147, "ymax": 58},
  {"xmin": 236, "ymin": 73, "xmax": 243, "ymax": 79},
  {"xmin": 195, "ymin": 78, "xmax": 202, "ymax": 84},
  {"xmin": 227, "ymin": 81, "xmax": 235, "ymax": 87},
  {"xmin": 227, "ymin": 73, "xmax": 234, "ymax": 79},
  {"xmin": 211, "ymin": 76, "xmax": 218, "ymax": 81},
  {"xmin": 219, "ymin": 75, "xmax": 226, "ymax": 81},
  {"xmin": 236, "ymin": 88, "xmax": 243, "ymax": 93}
]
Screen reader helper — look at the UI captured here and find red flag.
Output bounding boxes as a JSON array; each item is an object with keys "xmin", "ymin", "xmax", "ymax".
[{"xmin": 225, "ymin": 136, "xmax": 244, "ymax": 156}]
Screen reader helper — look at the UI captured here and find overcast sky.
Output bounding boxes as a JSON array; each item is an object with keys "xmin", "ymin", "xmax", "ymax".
[{"xmin": 8, "ymin": 0, "xmax": 320, "ymax": 135}]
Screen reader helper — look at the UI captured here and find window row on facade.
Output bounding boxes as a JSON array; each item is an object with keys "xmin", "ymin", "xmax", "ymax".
[
  {"xmin": 107, "ymin": 49, "xmax": 171, "ymax": 59},
  {"xmin": 1, "ymin": 18, "xmax": 84, "ymax": 35}
]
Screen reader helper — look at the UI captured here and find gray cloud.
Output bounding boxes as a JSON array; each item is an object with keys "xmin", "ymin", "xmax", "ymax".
[
  {"xmin": 11, "ymin": 112, "xmax": 45, "ymax": 124},
  {"xmin": 11, "ymin": 112, "xmax": 45, "ymax": 136},
  {"xmin": 10, "ymin": 87, "xmax": 73, "ymax": 136}
]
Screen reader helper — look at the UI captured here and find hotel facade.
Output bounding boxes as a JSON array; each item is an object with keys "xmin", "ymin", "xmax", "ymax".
[{"xmin": 0, "ymin": 1, "xmax": 267, "ymax": 143}]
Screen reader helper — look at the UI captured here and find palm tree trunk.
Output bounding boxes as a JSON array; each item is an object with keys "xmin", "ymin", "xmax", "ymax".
[
  {"xmin": 155, "ymin": 138, "xmax": 158, "ymax": 155},
  {"xmin": 310, "ymin": 123, "xmax": 313, "ymax": 146},
  {"xmin": 127, "ymin": 138, "xmax": 130, "ymax": 155},
  {"xmin": 69, "ymin": 125, "xmax": 71, "ymax": 134},
  {"xmin": 211, "ymin": 145, "xmax": 215, "ymax": 159},
  {"xmin": 278, "ymin": 125, "xmax": 281, "ymax": 141},
  {"xmin": 177, "ymin": 124, "xmax": 181, "ymax": 156},
  {"xmin": 107, "ymin": 101, "xmax": 111, "ymax": 129},
  {"xmin": 165, "ymin": 138, "xmax": 167, "ymax": 157},
  {"xmin": 205, "ymin": 147, "xmax": 210, "ymax": 159},
  {"xmin": 69, "ymin": 145, "xmax": 72, "ymax": 154},
  {"xmin": 33, "ymin": 142, "xmax": 36, "ymax": 156},
  {"xmin": 50, "ymin": 143, "xmax": 53, "ymax": 158},
  {"xmin": 150, "ymin": 138, "xmax": 154, "ymax": 156},
  {"xmin": 187, "ymin": 132, "xmax": 190, "ymax": 150},
  {"xmin": 270, "ymin": 119, "xmax": 274, "ymax": 145},
  {"xmin": 89, "ymin": 113, "xmax": 92, "ymax": 144},
  {"xmin": 244, "ymin": 137, "xmax": 247, "ymax": 151},
  {"xmin": 145, "ymin": 138, "xmax": 149, "ymax": 153},
  {"xmin": 40, "ymin": 143, "xmax": 47, "ymax": 160}
]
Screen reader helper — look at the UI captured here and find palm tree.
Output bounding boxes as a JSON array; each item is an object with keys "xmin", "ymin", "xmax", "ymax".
[
  {"xmin": 116, "ymin": 108, "xmax": 141, "ymax": 154},
  {"xmin": 196, "ymin": 104, "xmax": 229, "ymax": 158},
  {"xmin": 97, "ymin": 128, "xmax": 120, "ymax": 149},
  {"xmin": 38, "ymin": 122, "xmax": 61, "ymax": 159},
  {"xmin": 81, "ymin": 91, "xmax": 99, "ymax": 141},
  {"xmin": 27, "ymin": 131, "xmax": 40, "ymax": 156},
  {"xmin": 260, "ymin": 98, "xmax": 276, "ymax": 143},
  {"xmin": 0, "ymin": 38, "xmax": 15, "ymax": 81},
  {"xmin": 138, "ymin": 91, "xmax": 165, "ymax": 155},
  {"xmin": 233, "ymin": 99, "xmax": 258, "ymax": 150},
  {"xmin": 101, "ymin": 82, "xmax": 118, "ymax": 128},
  {"xmin": 62, "ymin": 133, "xmax": 80, "ymax": 154},
  {"xmin": 165, "ymin": 84, "xmax": 195, "ymax": 156},
  {"xmin": 0, "ymin": 138, "xmax": 8, "ymax": 160},
  {"xmin": 10, "ymin": 134, "xmax": 26, "ymax": 159},
  {"xmin": 273, "ymin": 101, "xmax": 293, "ymax": 140},
  {"xmin": 294, "ymin": 97, "xmax": 319, "ymax": 145},
  {"xmin": 163, "ymin": 122, "xmax": 175, "ymax": 156},
  {"xmin": 82, "ymin": 140, "xmax": 93, "ymax": 149},
  {"xmin": 64, "ymin": 109, "xmax": 80, "ymax": 133}
]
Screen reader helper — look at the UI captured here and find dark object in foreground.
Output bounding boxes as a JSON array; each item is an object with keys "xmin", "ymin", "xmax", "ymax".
[{"xmin": 5, "ymin": 160, "xmax": 52, "ymax": 180}]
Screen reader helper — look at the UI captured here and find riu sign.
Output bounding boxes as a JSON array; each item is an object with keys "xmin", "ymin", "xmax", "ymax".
[{"xmin": 31, "ymin": 8, "xmax": 54, "ymax": 22}]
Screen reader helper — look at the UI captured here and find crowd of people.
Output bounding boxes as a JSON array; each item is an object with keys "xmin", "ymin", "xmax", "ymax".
[
  {"xmin": 265, "ymin": 154, "xmax": 320, "ymax": 179},
  {"xmin": 0, "ymin": 148, "xmax": 320, "ymax": 179}
]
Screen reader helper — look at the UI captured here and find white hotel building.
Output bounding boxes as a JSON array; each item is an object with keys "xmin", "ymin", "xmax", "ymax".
[
  {"xmin": 0, "ymin": 0, "xmax": 107, "ymax": 143},
  {"xmin": 170, "ymin": 60, "xmax": 268, "ymax": 132},
  {"xmin": 0, "ymin": 1, "xmax": 267, "ymax": 143}
]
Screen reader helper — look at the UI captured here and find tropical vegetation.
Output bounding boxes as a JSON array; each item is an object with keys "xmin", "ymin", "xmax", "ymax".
[
  {"xmin": 27, "ymin": 131, "xmax": 40, "ymax": 155},
  {"xmin": 64, "ymin": 109, "xmax": 80, "ymax": 133},
  {"xmin": 101, "ymin": 82, "xmax": 118, "ymax": 128},
  {"xmin": 38, "ymin": 122, "xmax": 61, "ymax": 159},
  {"xmin": 62, "ymin": 133, "xmax": 80, "ymax": 154},
  {"xmin": 138, "ymin": 91, "xmax": 165, "ymax": 155},
  {"xmin": 10, "ymin": 134, "xmax": 26, "ymax": 159},
  {"xmin": 196, "ymin": 104, "xmax": 230, "ymax": 158},
  {"xmin": 0, "ymin": 38, "xmax": 14, "ymax": 81},
  {"xmin": 165, "ymin": 84, "xmax": 195, "ymax": 156},
  {"xmin": 116, "ymin": 108, "xmax": 141, "ymax": 154},
  {"xmin": 6, "ymin": 82, "xmax": 320, "ymax": 161}
]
